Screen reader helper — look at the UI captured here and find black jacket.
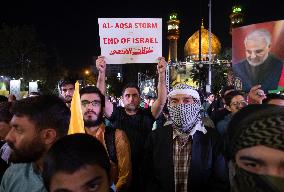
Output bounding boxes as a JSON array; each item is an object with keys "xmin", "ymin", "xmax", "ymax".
[
  {"xmin": 143, "ymin": 125, "xmax": 230, "ymax": 192},
  {"xmin": 233, "ymin": 54, "xmax": 283, "ymax": 92}
]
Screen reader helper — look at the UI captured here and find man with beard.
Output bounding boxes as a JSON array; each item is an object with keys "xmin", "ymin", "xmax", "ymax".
[
  {"xmin": 226, "ymin": 104, "xmax": 284, "ymax": 192},
  {"xmin": 143, "ymin": 84, "xmax": 230, "ymax": 192},
  {"xmin": 233, "ymin": 29, "xmax": 283, "ymax": 92},
  {"xmin": 58, "ymin": 77, "xmax": 76, "ymax": 107},
  {"xmin": 80, "ymin": 86, "xmax": 131, "ymax": 192},
  {"xmin": 0, "ymin": 95, "xmax": 70, "ymax": 192},
  {"xmin": 95, "ymin": 56, "xmax": 167, "ymax": 191}
]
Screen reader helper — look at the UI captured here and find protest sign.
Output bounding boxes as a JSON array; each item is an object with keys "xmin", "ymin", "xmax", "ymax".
[{"xmin": 98, "ymin": 18, "xmax": 162, "ymax": 64}]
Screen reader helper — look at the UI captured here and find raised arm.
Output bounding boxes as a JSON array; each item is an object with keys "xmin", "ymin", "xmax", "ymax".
[
  {"xmin": 96, "ymin": 56, "xmax": 114, "ymax": 118},
  {"xmin": 151, "ymin": 57, "xmax": 167, "ymax": 119}
]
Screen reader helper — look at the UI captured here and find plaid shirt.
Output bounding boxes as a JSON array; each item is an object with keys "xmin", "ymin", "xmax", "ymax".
[{"xmin": 173, "ymin": 129, "xmax": 192, "ymax": 192}]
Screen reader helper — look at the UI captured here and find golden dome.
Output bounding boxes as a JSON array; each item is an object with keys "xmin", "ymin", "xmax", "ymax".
[{"xmin": 184, "ymin": 23, "xmax": 221, "ymax": 59}]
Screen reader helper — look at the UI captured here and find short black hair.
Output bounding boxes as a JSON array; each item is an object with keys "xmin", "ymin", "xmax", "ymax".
[
  {"xmin": 79, "ymin": 86, "xmax": 105, "ymax": 108},
  {"xmin": 220, "ymin": 85, "xmax": 235, "ymax": 98},
  {"xmin": 206, "ymin": 92, "xmax": 214, "ymax": 98},
  {"xmin": 224, "ymin": 90, "xmax": 245, "ymax": 106},
  {"xmin": 28, "ymin": 92, "xmax": 41, "ymax": 97},
  {"xmin": 42, "ymin": 133, "xmax": 111, "ymax": 191},
  {"xmin": 0, "ymin": 95, "xmax": 8, "ymax": 103},
  {"xmin": 262, "ymin": 93, "xmax": 284, "ymax": 104},
  {"xmin": 0, "ymin": 102, "xmax": 12, "ymax": 123},
  {"xmin": 58, "ymin": 77, "xmax": 76, "ymax": 91},
  {"xmin": 11, "ymin": 95, "xmax": 70, "ymax": 137},
  {"xmin": 122, "ymin": 82, "xmax": 140, "ymax": 96}
]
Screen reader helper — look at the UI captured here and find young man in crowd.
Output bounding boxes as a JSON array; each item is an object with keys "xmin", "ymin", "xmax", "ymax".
[
  {"xmin": 0, "ymin": 95, "xmax": 70, "ymax": 192},
  {"xmin": 209, "ymin": 85, "xmax": 235, "ymax": 126},
  {"xmin": 95, "ymin": 56, "xmax": 167, "ymax": 191},
  {"xmin": 143, "ymin": 84, "xmax": 230, "ymax": 192},
  {"xmin": 42, "ymin": 134, "xmax": 114, "ymax": 192},
  {"xmin": 58, "ymin": 77, "xmax": 76, "ymax": 107},
  {"xmin": 226, "ymin": 104, "xmax": 284, "ymax": 191},
  {"xmin": 216, "ymin": 90, "xmax": 247, "ymax": 137},
  {"xmin": 80, "ymin": 86, "xmax": 131, "ymax": 191}
]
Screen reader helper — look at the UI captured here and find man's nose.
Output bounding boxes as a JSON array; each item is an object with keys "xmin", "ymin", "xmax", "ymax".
[
  {"xmin": 5, "ymin": 129, "xmax": 14, "ymax": 144},
  {"xmin": 129, "ymin": 95, "xmax": 135, "ymax": 101},
  {"xmin": 66, "ymin": 90, "xmax": 73, "ymax": 94},
  {"xmin": 86, "ymin": 103, "xmax": 94, "ymax": 109},
  {"xmin": 250, "ymin": 51, "xmax": 257, "ymax": 59},
  {"xmin": 265, "ymin": 166, "xmax": 283, "ymax": 178}
]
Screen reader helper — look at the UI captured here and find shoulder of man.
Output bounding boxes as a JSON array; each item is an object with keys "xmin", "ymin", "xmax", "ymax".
[
  {"xmin": 3, "ymin": 163, "xmax": 30, "ymax": 174},
  {"xmin": 194, "ymin": 126, "xmax": 222, "ymax": 141},
  {"xmin": 104, "ymin": 126, "xmax": 118, "ymax": 164},
  {"xmin": 1, "ymin": 163, "xmax": 30, "ymax": 188},
  {"xmin": 150, "ymin": 124, "xmax": 172, "ymax": 139},
  {"xmin": 108, "ymin": 105, "xmax": 124, "ymax": 121},
  {"xmin": 232, "ymin": 60, "xmax": 247, "ymax": 71},
  {"xmin": 270, "ymin": 54, "xmax": 283, "ymax": 63}
]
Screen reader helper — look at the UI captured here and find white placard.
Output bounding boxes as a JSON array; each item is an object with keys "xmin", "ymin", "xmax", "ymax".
[
  {"xmin": 98, "ymin": 18, "xmax": 162, "ymax": 64},
  {"xmin": 10, "ymin": 80, "xmax": 21, "ymax": 100},
  {"xmin": 29, "ymin": 81, "xmax": 38, "ymax": 93}
]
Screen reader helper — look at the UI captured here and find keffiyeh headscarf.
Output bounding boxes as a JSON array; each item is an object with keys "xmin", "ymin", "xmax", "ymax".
[
  {"xmin": 167, "ymin": 84, "xmax": 206, "ymax": 135},
  {"xmin": 226, "ymin": 104, "xmax": 284, "ymax": 192}
]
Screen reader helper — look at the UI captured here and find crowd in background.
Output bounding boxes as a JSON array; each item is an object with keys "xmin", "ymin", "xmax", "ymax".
[{"xmin": 0, "ymin": 57, "xmax": 283, "ymax": 192}]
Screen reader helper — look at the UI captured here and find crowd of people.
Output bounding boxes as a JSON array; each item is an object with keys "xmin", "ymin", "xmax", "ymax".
[{"xmin": 0, "ymin": 56, "xmax": 283, "ymax": 192}]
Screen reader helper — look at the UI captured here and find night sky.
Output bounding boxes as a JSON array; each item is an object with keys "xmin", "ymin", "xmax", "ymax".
[{"xmin": 0, "ymin": 0, "xmax": 283, "ymax": 71}]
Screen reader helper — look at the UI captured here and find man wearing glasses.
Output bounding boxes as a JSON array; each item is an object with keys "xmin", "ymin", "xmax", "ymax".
[
  {"xmin": 80, "ymin": 86, "xmax": 131, "ymax": 192},
  {"xmin": 233, "ymin": 29, "xmax": 283, "ymax": 92},
  {"xmin": 216, "ymin": 90, "xmax": 247, "ymax": 137}
]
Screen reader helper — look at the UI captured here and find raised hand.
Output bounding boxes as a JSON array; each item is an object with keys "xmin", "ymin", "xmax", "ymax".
[
  {"xmin": 248, "ymin": 85, "xmax": 266, "ymax": 104},
  {"xmin": 157, "ymin": 57, "xmax": 167, "ymax": 74},
  {"xmin": 96, "ymin": 56, "xmax": 106, "ymax": 73}
]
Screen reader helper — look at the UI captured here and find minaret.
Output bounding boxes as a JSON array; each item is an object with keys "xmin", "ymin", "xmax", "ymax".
[
  {"xmin": 229, "ymin": 5, "xmax": 243, "ymax": 34},
  {"xmin": 167, "ymin": 12, "xmax": 180, "ymax": 62}
]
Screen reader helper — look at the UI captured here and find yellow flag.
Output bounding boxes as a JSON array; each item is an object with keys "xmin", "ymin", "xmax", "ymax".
[{"xmin": 68, "ymin": 81, "xmax": 85, "ymax": 134}]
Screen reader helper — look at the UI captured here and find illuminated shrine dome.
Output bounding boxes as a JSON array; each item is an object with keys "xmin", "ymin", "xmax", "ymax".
[{"xmin": 184, "ymin": 22, "xmax": 221, "ymax": 60}]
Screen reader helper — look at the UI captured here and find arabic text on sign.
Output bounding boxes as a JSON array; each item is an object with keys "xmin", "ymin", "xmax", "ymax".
[{"xmin": 109, "ymin": 47, "xmax": 154, "ymax": 55}]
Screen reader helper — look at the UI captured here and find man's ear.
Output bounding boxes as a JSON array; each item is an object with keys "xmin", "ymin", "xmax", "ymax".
[{"xmin": 41, "ymin": 129, "xmax": 57, "ymax": 145}]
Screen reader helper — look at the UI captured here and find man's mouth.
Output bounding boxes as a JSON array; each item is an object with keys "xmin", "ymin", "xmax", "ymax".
[{"xmin": 85, "ymin": 111, "xmax": 96, "ymax": 116}]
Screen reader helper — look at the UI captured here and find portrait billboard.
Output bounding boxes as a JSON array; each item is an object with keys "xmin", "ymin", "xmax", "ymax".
[{"xmin": 232, "ymin": 20, "xmax": 284, "ymax": 92}]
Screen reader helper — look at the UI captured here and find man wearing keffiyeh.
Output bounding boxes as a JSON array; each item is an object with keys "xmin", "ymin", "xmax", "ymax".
[
  {"xmin": 226, "ymin": 104, "xmax": 284, "ymax": 192},
  {"xmin": 143, "ymin": 84, "xmax": 230, "ymax": 192}
]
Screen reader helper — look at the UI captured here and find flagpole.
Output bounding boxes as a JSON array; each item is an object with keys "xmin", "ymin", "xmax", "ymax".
[{"xmin": 207, "ymin": 0, "xmax": 212, "ymax": 93}]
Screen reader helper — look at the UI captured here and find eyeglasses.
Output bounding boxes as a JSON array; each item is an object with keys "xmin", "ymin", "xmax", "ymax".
[
  {"xmin": 230, "ymin": 100, "xmax": 248, "ymax": 108},
  {"xmin": 81, "ymin": 100, "xmax": 101, "ymax": 107}
]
